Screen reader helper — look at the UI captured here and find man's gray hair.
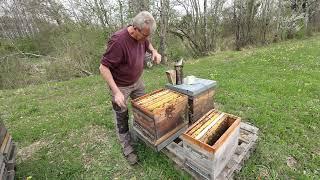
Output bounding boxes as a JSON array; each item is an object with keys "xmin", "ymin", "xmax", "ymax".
[{"xmin": 132, "ymin": 11, "xmax": 156, "ymax": 33}]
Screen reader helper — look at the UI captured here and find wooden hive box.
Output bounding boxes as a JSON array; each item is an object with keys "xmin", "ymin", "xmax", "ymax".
[
  {"xmin": 166, "ymin": 78, "xmax": 217, "ymax": 124},
  {"xmin": 132, "ymin": 89, "xmax": 189, "ymax": 151},
  {"xmin": 180, "ymin": 109, "xmax": 241, "ymax": 180},
  {"xmin": 189, "ymin": 89, "xmax": 215, "ymax": 125}
]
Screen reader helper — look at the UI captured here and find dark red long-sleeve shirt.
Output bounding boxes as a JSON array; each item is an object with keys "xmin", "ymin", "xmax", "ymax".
[{"xmin": 101, "ymin": 27, "xmax": 149, "ymax": 87}]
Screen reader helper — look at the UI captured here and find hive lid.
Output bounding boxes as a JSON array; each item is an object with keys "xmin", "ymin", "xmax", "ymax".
[{"xmin": 166, "ymin": 78, "xmax": 217, "ymax": 96}]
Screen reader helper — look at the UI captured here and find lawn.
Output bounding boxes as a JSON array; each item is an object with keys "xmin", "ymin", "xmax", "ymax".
[{"xmin": 1, "ymin": 35, "xmax": 319, "ymax": 179}]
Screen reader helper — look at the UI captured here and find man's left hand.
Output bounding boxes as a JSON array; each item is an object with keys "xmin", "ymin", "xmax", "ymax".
[{"xmin": 152, "ymin": 50, "xmax": 161, "ymax": 64}]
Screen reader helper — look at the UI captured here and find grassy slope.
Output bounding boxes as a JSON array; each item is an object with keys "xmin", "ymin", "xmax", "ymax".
[{"xmin": 1, "ymin": 35, "xmax": 319, "ymax": 179}]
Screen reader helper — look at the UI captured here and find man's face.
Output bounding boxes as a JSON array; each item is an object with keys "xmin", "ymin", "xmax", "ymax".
[{"xmin": 135, "ymin": 26, "xmax": 151, "ymax": 42}]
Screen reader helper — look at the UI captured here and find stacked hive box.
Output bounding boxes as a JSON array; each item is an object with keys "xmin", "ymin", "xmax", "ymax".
[
  {"xmin": 166, "ymin": 78, "xmax": 217, "ymax": 124},
  {"xmin": 132, "ymin": 89, "xmax": 189, "ymax": 151},
  {"xmin": 0, "ymin": 122, "xmax": 17, "ymax": 180},
  {"xmin": 180, "ymin": 109, "xmax": 241, "ymax": 180},
  {"xmin": 133, "ymin": 77, "xmax": 252, "ymax": 179}
]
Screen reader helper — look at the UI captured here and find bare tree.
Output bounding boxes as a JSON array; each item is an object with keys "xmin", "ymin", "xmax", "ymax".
[
  {"xmin": 128, "ymin": 0, "xmax": 150, "ymax": 18},
  {"xmin": 159, "ymin": 0, "xmax": 169, "ymax": 63},
  {"xmin": 204, "ymin": 0, "xmax": 208, "ymax": 52},
  {"xmin": 118, "ymin": 0, "xmax": 125, "ymax": 27},
  {"xmin": 233, "ymin": 0, "xmax": 241, "ymax": 50}
]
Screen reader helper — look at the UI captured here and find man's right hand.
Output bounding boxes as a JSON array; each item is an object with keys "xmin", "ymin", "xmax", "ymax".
[{"xmin": 114, "ymin": 91, "xmax": 126, "ymax": 108}]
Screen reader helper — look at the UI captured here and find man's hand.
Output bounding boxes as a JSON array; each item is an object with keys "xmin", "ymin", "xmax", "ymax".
[
  {"xmin": 151, "ymin": 50, "xmax": 161, "ymax": 64},
  {"xmin": 114, "ymin": 91, "xmax": 126, "ymax": 109}
]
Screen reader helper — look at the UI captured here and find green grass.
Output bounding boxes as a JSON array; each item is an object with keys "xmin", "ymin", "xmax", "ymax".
[{"xmin": 1, "ymin": 35, "xmax": 320, "ymax": 179}]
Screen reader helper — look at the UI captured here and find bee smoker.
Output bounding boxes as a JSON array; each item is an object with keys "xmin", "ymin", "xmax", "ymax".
[{"xmin": 174, "ymin": 59, "xmax": 184, "ymax": 85}]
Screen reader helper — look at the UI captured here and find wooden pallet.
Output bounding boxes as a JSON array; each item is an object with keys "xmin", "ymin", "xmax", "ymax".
[
  {"xmin": 0, "ymin": 122, "xmax": 17, "ymax": 180},
  {"xmin": 162, "ymin": 122, "xmax": 259, "ymax": 180}
]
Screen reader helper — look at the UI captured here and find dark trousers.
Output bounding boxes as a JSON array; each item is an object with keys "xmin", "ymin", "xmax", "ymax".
[{"xmin": 110, "ymin": 79, "xmax": 145, "ymax": 155}]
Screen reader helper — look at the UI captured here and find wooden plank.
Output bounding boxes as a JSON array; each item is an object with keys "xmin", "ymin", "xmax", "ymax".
[
  {"xmin": 0, "ymin": 156, "xmax": 4, "ymax": 178},
  {"xmin": 164, "ymin": 141, "xmax": 185, "ymax": 161},
  {"xmin": 0, "ymin": 133, "xmax": 9, "ymax": 154},
  {"xmin": 0, "ymin": 126, "xmax": 7, "ymax": 146},
  {"xmin": 162, "ymin": 148, "xmax": 184, "ymax": 167},
  {"xmin": 6, "ymin": 141, "xmax": 13, "ymax": 162},
  {"xmin": 0, "ymin": 155, "xmax": 4, "ymax": 165},
  {"xmin": 185, "ymin": 159, "xmax": 211, "ymax": 180},
  {"xmin": 4, "ymin": 135, "xmax": 12, "ymax": 157},
  {"xmin": 240, "ymin": 122, "xmax": 259, "ymax": 134},
  {"xmin": 235, "ymin": 141, "xmax": 247, "ymax": 155},
  {"xmin": 6, "ymin": 143, "xmax": 17, "ymax": 171},
  {"xmin": 0, "ymin": 162, "xmax": 5, "ymax": 180},
  {"xmin": 9, "ymin": 143, "xmax": 17, "ymax": 162},
  {"xmin": 6, "ymin": 159, "xmax": 15, "ymax": 172}
]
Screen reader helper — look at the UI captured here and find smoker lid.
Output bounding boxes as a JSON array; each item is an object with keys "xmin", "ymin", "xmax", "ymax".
[{"xmin": 166, "ymin": 78, "xmax": 217, "ymax": 97}]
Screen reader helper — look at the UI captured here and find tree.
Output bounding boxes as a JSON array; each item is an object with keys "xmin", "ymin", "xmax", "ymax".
[{"xmin": 159, "ymin": 0, "xmax": 169, "ymax": 63}]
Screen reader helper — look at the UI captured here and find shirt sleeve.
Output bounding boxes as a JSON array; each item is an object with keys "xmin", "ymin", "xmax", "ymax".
[{"xmin": 100, "ymin": 40, "xmax": 123, "ymax": 69}]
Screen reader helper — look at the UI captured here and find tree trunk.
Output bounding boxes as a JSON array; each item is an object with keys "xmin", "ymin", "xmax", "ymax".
[
  {"xmin": 305, "ymin": 0, "xmax": 310, "ymax": 35},
  {"xmin": 233, "ymin": 0, "xmax": 241, "ymax": 50},
  {"xmin": 118, "ymin": 0, "xmax": 124, "ymax": 27},
  {"xmin": 128, "ymin": 0, "xmax": 150, "ymax": 18},
  {"xmin": 204, "ymin": 0, "xmax": 208, "ymax": 53},
  {"xmin": 159, "ymin": 0, "xmax": 169, "ymax": 64},
  {"xmin": 94, "ymin": 0, "xmax": 106, "ymax": 28}
]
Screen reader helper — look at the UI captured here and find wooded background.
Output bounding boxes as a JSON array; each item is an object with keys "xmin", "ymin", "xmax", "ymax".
[{"xmin": 1, "ymin": 0, "xmax": 320, "ymax": 89}]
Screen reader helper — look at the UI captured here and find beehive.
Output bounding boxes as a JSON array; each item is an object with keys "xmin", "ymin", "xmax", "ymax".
[
  {"xmin": 189, "ymin": 89, "xmax": 215, "ymax": 124},
  {"xmin": 132, "ymin": 89, "xmax": 189, "ymax": 151},
  {"xmin": 166, "ymin": 78, "xmax": 217, "ymax": 124},
  {"xmin": 180, "ymin": 109, "xmax": 241, "ymax": 179}
]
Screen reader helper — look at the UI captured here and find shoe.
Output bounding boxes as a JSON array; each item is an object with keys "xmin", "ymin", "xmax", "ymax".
[
  {"xmin": 126, "ymin": 152, "xmax": 138, "ymax": 165},
  {"xmin": 123, "ymin": 144, "xmax": 138, "ymax": 165}
]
